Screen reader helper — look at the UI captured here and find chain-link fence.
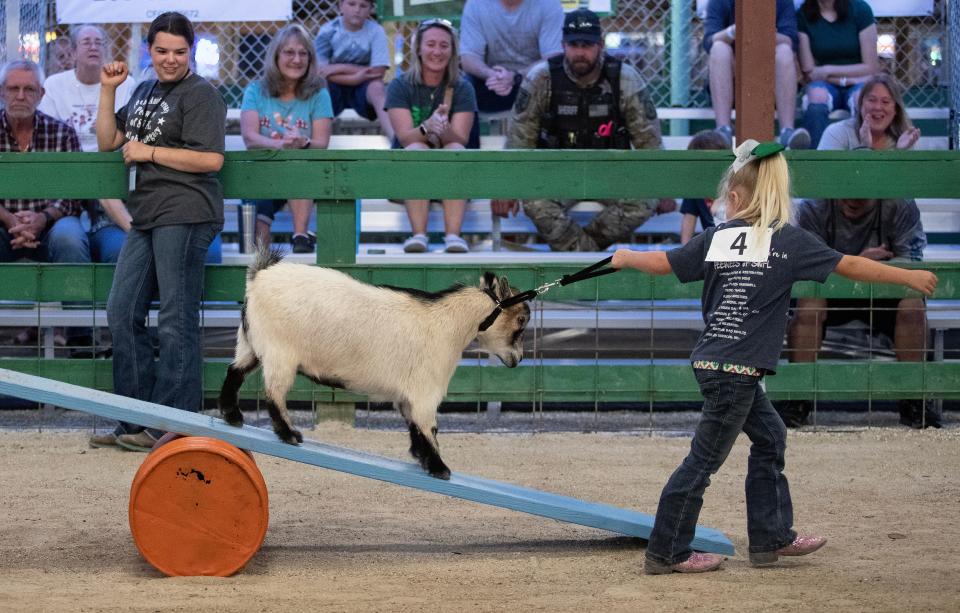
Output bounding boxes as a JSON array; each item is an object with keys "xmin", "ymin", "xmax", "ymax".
[{"xmin": 0, "ymin": 0, "xmax": 951, "ymax": 113}]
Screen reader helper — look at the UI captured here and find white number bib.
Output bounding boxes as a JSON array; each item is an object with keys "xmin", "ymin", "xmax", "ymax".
[{"xmin": 706, "ymin": 227, "xmax": 772, "ymax": 263}]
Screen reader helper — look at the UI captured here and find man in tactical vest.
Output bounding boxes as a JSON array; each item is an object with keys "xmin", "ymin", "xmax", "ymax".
[{"xmin": 491, "ymin": 8, "xmax": 674, "ymax": 251}]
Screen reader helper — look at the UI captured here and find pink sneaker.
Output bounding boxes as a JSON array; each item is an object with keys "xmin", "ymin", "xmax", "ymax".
[
  {"xmin": 645, "ymin": 552, "xmax": 725, "ymax": 575},
  {"xmin": 750, "ymin": 534, "xmax": 826, "ymax": 566}
]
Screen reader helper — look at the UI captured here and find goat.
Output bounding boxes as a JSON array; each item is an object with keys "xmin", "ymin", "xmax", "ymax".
[{"xmin": 218, "ymin": 249, "xmax": 530, "ymax": 479}]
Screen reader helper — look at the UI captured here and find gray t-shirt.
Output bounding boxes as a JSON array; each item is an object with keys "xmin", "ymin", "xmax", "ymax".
[
  {"xmin": 314, "ymin": 17, "xmax": 390, "ymax": 67},
  {"xmin": 668, "ymin": 220, "xmax": 842, "ymax": 372},
  {"xmin": 385, "ymin": 74, "xmax": 478, "ymax": 127},
  {"xmin": 795, "ymin": 199, "xmax": 926, "ymax": 262},
  {"xmin": 116, "ymin": 73, "xmax": 226, "ymax": 229},
  {"xmin": 460, "ymin": 0, "xmax": 564, "ymax": 73},
  {"xmin": 817, "ymin": 118, "xmax": 919, "ymax": 151}
]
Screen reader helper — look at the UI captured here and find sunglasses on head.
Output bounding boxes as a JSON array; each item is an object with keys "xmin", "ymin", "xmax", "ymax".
[{"xmin": 418, "ymin": 18, "xmax": 455, "ymax": 33}]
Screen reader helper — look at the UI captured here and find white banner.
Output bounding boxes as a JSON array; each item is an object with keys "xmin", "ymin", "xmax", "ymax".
[{"xmin": 56, "ymin": 0, "xmax": 293, "ymax": 24}]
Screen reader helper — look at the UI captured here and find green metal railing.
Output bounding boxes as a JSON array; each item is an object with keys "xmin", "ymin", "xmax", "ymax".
[{"xmin": 1, "ymin": 150, "xmax": 959, "ymax": 403}]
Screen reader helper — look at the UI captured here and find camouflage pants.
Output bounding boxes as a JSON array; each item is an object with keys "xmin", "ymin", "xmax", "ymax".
[{"xmin": 521, "ymin": 198, "xmax": 657, "ymax": 251}]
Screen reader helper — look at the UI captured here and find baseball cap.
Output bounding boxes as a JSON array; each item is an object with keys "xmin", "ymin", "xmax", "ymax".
[{"xmin": 563, "ymin": 9, "xmax": 602, "ymax": 44}]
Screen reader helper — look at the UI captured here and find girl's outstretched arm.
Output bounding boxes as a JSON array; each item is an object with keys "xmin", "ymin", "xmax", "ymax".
[
  {"xmin": 611, "ymin": 249, "xmax": 673, "ymax": 275},
  {"xmin": 835, "ymin": 255, "xmax": 938, "ymax": 296}
]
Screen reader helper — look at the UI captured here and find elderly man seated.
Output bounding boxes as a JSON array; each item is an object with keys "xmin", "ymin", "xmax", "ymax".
[{"xmin": 781, "ymin": 197, "xmax": 939, "ymax": 429}]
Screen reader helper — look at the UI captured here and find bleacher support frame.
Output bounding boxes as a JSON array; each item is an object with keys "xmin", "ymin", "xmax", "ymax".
[{"xmin": 1, "ymin": 149, "xmax": 958, "ymax": 405}]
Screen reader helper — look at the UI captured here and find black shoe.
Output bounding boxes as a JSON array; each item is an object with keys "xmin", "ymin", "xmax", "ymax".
[
  {"xmin": 898, "ymin": 400, "xmax": 942, "ymax": 429},
  {"xmin": 777, "ymin": 400, "xmax": 811, "ymax": 428},
  {"xmin": 291, "ymin": 234, "xmax": 314, "ymax": 254}
]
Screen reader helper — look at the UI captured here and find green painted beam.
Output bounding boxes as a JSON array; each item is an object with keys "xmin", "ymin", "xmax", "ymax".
[
  {"xmin": 3, "ymin": 359, "xmax": 958, "ymax": 403},
  {"xmin": 2, "ymin": 150, "xmax": 959, "ymax": 200},
  {"xmin": 1, "ymin": 262, "xmax": 958, "ymax": 301}
]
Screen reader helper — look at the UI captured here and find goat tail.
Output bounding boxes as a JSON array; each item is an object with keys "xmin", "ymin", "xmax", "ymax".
[{"xmin": 247, "ymin": 243, "xmax": 286, "ymax": 283}]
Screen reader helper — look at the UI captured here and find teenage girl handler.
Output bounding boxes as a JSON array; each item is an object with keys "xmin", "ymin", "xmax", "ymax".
[{"xmin": 611, "ymin": 140, "xmax": 938, "ymax": 574}]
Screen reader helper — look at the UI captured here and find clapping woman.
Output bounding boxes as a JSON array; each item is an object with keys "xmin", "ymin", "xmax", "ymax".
[
  {"xmin": 385, "ymin": 19, "xmax": 477, "ymax": 253},
  {"xmin": 94, "ymin": 11, "xmax": 226, "ymax": 451}
]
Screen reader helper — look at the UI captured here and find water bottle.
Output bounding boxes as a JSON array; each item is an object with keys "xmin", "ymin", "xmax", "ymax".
[{"xmin": 239, "ymin": 203, "xmax": 256, "ymax": 254}]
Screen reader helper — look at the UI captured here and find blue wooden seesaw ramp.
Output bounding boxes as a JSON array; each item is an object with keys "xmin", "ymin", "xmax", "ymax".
[{"xmin": 0, "ymin": 368, "xmax": 734, "ymax": 556}]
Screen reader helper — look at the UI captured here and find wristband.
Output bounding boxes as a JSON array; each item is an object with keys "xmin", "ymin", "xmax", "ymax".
[
  {"xmin": 151, "ymin": 147, "xmax": 157, "ymax": 163},
  {"xmin": 301, "ymin": 138, "xmax": 311, "ymax": 149},
  {"xmin": 37, "ymin": 211, "xmax": 51, "ymax": 231},
  {"xmin": 418, "ymin": 124, "xmax": 428, "ymax": 137}
]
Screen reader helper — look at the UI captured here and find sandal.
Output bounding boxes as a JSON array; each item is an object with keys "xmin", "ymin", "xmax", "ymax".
[
  {"xmin": 403, "ymin": 234, "xmax": 429, "ymax": 253},
  {"xmin": 444, "ymin": 234, "xmax": 469, "ymax": 253}
]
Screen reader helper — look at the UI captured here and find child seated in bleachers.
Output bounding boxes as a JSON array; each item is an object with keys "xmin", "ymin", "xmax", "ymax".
[{"xmin": 314, "ymin": 0, "xmax": 394, "ymax": 142}]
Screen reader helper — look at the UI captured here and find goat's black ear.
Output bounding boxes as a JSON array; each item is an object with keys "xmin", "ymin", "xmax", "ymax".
[{"xmin": 480, "ymin": 271, "xmax": 497, "ymax": 291}]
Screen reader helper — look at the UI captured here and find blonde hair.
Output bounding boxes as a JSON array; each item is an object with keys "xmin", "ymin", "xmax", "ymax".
[
  {"xmin": 408, "ymin": 21, "xmax": 460, "ymax": 86},
  {"xmin": 717, "ymin": 152, "xmax": 793, "ymax": 235}
]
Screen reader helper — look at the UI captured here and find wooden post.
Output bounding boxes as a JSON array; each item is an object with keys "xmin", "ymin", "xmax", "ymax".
[{"xmin": 735, "ymin": 0, "xmax": 776, "ymax": 143}]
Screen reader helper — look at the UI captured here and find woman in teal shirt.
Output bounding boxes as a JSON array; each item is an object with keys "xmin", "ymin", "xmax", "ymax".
[
  {"xmin": 797, "ymin": 0, "xmax": 879, "ymax": 148},
  {"xmin": 240, "ymin": 23, "xmax": 333, "ymax": 252}
]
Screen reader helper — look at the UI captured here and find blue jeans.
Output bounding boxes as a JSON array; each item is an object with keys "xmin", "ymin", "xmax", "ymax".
[
  {"xmin": 0, "ymin": 215, "xmax": 89, "ymax": 263},
  {"xmin": 645, "ymin": 369, "xmax": 796, "ymax": 565},
  {"xmin": 802, "ymin": 80, "xmax": 864, "ymax": 148},
  {"xmin": 107, "ymin": 222, "xmax": 220, "ymax": 437},
  {"xmin": 90, "ymin": 221, "xmax": 223, "ymax": 264}
]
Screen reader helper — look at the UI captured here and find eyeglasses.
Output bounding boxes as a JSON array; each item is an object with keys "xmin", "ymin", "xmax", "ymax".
[
  {"xmin": 280, "ymin": 49, "xmax": 310, "ymax": 59},
  {"xmin": 418, "ymin": 18, "xmax": 455, "ymax": 33}
]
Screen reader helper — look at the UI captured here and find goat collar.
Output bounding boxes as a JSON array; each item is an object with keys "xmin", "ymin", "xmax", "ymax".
[
  {"xmin": 476, "ymin": 256, "xmax": 618, "ymax": 333},
  {"xmin": 478, "ymin": 289, "xmax": 537, "ymax": 332}
]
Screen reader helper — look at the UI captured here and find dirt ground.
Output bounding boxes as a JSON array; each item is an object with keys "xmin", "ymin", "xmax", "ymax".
[{"xmin": 2, "ymin": 422, "xmax": 959, "ymax": 612}]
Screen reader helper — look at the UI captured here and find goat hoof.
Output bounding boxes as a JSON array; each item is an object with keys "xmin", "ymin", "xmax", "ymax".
[
  {"xmin": 221, "ymin": 409, "xmax": 244, "ymax": 427},
  {"xmin": 429, "ymin": 466, "xmax": 451, "ymax": 480},
  {"xmin": 277, "ymin": 428, "xmax": 303, "ymax": 445},
  {"xmin": 427, "ymin": 458, "xmax": 451, "ymax": 480}
]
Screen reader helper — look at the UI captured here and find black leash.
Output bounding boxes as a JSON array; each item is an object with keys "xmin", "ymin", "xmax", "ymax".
[{"xmin": 479, "ymin": 256, "xmax": 617, "ymax": 331}]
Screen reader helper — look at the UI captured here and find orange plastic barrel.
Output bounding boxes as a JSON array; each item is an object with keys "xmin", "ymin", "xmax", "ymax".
[{"xmin": 128, "ymin": 437, "xmax": 269, "ymax": 576}]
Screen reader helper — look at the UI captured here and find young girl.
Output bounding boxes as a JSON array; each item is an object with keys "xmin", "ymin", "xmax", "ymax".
[{"xmin": 611, "ymin": 140, "xmax": 937, "ymax": 574}]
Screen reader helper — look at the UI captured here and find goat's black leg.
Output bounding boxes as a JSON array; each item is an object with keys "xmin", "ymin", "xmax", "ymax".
[
  {"xmin": 266, "ymin": 398, "xmax": 303, "ymax": 445},
  {"xmin": 218, "ymin": 359, "xmax": 259, "ymax": 426},
  {"xmin": 409, "ymin": 423, "xmax": 450, "ymax": 480}
]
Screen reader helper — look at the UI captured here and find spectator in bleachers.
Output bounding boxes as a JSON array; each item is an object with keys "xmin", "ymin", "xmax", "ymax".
[
  {"xmin": 39, "ymin": 24, "xmax": 137, "ymax": 264},
  {"xmin": 0, "ymin": 60, "xmax": 89, "ymax": 267},
  {"xmin": 242, "ymin": 24, "xmax": 333, "ymax": 253},
  {"xmin": 817, "ymin": 74, "xmax": 920, "ymax": 151},
  {"xmin": 460, "ymin": 0, "xmax": 563, "ymax": 114},
  {"xmin": 798, "ymin": 0, "xmax": 879, "ymax": 148},
  {"xmin": 386, "ymin": 19, "xmax": 476, "ymax": 253},
  {"xmin": 314, "ymin": 0, "xmax": 394, "ymax": 142},
  {"xmin": 95, "ymin": 12, "xmax": 226, "ymax": 452},
  {"xmin": 679, "ymin": 129, "xmax": 728, "ymax": 245},
  {"xmin": 44, "ymin": 37, "xmax": 74, "ymax": 77},
  {"xmin": 703, "ymin": 0, "xmax": 810, "ymax": 150},
  {"xmin": 492, "ymin": 9, "xmax": 674, "ymax": 252},
  {"xmin": 782, "ymin": 197, "xmax": 939, "ymax": 429}
]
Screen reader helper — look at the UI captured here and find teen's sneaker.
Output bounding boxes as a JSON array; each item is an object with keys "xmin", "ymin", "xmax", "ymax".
[
  {"xmin": 780, "ymin": 127, "xmax": 811, "ymax": 150},
  {"xmin": 750, "ymin": 534, "xmax": 826, "ymax": 566},
  {"xmin": 116, "ymin": 431, "xmax": 158, "ymax": 452},
  {"xmin": 89, "ymin": 432, "xmax": 119, "ymax": 448},
  {"xmin": 714, "ymin": 125, "xmax": 734, "ymax": 148},
  {"xmin": 403, "ymin": 234, "xmax": 429, "ymax": 253},
  {"xmin": 291, "ymin": 234, "xmax": 314, "ymax": 254},
  {"xmin": 444, "ymin": 234, "xmax": 469, "ymax": 253},
  {"xmin": 644, "ymin": 552, "xmax": 725, "ymax": 575}
]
